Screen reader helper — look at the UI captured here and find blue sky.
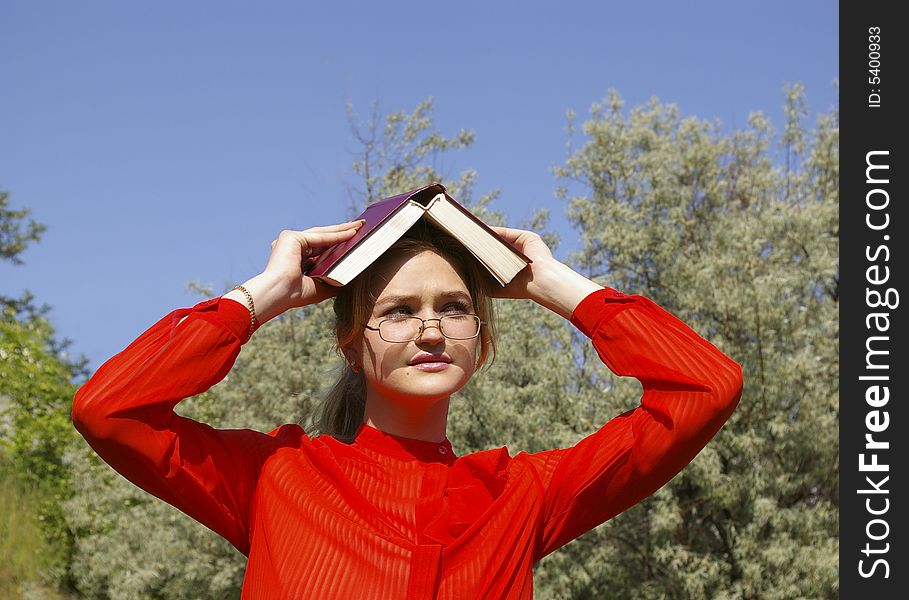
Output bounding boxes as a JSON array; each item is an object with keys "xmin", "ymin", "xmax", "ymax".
[{"xmin": 1, "ymin": 1, "xmax": 838, "ymax": 372}]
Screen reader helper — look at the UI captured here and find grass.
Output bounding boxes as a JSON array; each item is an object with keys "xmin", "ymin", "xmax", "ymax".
[{"xmin": 0, "ymin": 468, "xmax": 70, "ymax": 599}]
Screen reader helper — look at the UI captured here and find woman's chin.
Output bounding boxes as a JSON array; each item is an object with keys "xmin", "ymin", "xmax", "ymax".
[{"xmin": 400, "ymin": 382, "xmax": 459, "ymax": 403}]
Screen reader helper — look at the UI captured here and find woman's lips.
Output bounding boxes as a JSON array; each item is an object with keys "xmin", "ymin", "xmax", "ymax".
[
  {"xmin": 410, "ymin": 361, "xmax": 450, "ymax": 372},
  {"xmin": 409, "ymin": 354, "xmax": 451, "ymax": 371}
]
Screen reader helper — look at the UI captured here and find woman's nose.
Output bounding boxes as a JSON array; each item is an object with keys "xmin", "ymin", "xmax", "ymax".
[{"xmin": 417, "ymin": 319, "xmax": 445, "ymax": 343}]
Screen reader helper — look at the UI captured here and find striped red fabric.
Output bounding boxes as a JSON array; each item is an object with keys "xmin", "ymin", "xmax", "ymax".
[{"xmin": 72, "ymin": 288, "xmax": 742, "ymax": 598}]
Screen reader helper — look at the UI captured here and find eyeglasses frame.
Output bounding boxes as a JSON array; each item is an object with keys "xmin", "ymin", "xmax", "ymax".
[{"xmin": 362, "ymin": 314, "xmax": 485, "ymax": 343}]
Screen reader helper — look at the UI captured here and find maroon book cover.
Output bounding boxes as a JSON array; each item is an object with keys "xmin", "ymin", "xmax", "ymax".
[{"xmin": 305, "ymin": 182, "xmax": 529, "ymax": 280}]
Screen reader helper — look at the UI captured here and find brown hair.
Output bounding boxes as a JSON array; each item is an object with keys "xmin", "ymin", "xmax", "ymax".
[{"xmin": 315, "ymin": 220, "xmax": 498, "ymax": 442}]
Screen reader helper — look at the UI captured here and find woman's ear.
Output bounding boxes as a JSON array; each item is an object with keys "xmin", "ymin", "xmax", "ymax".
[{"xmin": 341, "ymin": 346, "xmax": 360, "ymax": 371}]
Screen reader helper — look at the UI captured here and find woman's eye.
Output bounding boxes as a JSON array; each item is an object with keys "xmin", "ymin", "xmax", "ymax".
[
  {"xmin": 442, "ymin": 302, "xmax": 470, "ymax": 314},
  {"xmin": 381, "ymin": 301, "xmax": 469, "ymax": 318}
]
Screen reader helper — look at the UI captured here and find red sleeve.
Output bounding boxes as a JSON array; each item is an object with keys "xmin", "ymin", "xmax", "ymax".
[
  {"xmin": 529, "ymin": 287, "xmax": 743, "ymax": 561},
  {"xmin": 71, "ymin": 297, "xmax": 298, "ymax": 556}
]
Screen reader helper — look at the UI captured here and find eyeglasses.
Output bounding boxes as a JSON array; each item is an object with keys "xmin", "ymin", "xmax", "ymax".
[{"xmin": 363, "ymin": 315, "xmax": 484, "ymax": 343}]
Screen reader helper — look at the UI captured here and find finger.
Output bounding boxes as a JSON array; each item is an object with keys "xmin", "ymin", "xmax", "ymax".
[
  {"xmin": 275, "ymin": 227, "xmax": 359, "ymax": 253},
  {"xmin": 302, "ymin": 228, "xmax": 362, "ymax": 249},
  {"xmin": 490, "ymin": 227, "xmax": 528, "ymax": 248},
  {"xmin": 305, "ymin": 220, "xmax": 366, "ymax": 233},
  {"xmin": 490, "ymin": 225, "xmax": 525, "ymax": 240},
  {"xmin": 274, "ymin": 221, "xmax": 363, "ymax": 244}
]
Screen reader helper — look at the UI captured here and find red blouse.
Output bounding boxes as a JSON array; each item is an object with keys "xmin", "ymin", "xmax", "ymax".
[{"xmin": 72, "ymin": 288, "xmax": 742, "ymax": 599}]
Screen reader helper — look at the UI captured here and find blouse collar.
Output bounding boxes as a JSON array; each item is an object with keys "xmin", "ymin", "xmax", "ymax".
[{"xmin": 353, "ymin": 422, "xmax": 456, "ymax": 463}]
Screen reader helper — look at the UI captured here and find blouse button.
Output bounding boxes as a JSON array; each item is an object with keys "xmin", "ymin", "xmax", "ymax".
[{"xmin": 437, "ymin": 447, "xmax": 447, "ymax": 455}]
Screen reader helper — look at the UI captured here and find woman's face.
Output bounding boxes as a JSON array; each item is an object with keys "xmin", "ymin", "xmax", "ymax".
[{"xmin": 344, "ymin": 250, "xmax": 479, "ymax": 412}]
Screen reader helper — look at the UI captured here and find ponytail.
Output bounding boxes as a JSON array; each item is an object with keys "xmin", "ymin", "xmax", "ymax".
[{"xmin": 316, "ymin": 363, "xmax": 366, "ymax": 443}]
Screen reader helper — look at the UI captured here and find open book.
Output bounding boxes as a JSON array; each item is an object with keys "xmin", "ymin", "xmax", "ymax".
[{"xmin": 306, "ymin": 183, "xmax": 531, "ymax": 286}]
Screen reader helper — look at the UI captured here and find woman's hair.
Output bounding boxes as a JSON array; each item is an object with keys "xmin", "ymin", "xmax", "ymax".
[{"xmin": 316, "ymin": 220, "xmax": 498, "ymax": 442}]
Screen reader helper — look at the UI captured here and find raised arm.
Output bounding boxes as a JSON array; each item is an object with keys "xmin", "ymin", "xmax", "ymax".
[
  {"xmin": 71, "ymin": 220, "xmax": 364, "ymax": 554},
  {"xmin": 490, "ymin": 227, "xmax": 743, "ymax": 561},
  {"xmin": 72, "ymin": 298, "xmax": 283, "ymax": 553}
]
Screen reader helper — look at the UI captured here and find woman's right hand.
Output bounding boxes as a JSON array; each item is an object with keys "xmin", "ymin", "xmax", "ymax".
[{"xmin": 224, "ymin": 220, "xmax": 364, "ymax": 324}]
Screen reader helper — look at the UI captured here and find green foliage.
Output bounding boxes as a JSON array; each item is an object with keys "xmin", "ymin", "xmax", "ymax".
[
  {"xmin": 1, "ymin": 199, "xmax": 81, "ymax": 595},
  {"xmin": 1, "ymin": 465, "xmax": 50, "ymax": 597},
  {"xmin": 540, "ymin": 85, "xmax": 839, "ymax": 598},
  {"xmin": 0, "ymin": 341, "xmax": 80, "ymax": 594},
  {"xmin": 1, "ymin": 190, "xmax": 46, "ymax": 265},
  {"xmin": 64, "ymin": 446, "xmax": 246, "ymax": 600},
  {"xmin": 1, "ymin": 312, "xmax": 78, "ymax": 486}
]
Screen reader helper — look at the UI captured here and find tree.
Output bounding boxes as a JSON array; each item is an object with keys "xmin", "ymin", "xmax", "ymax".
[
  {"xmin": 346, "ymin": 97, "xmax": 477, "ymax": 207},
  {"xmin": 1, "ymin": 191, "xmax": 81, "ymax": 596},
  {"xmin": 542, "ymin": 85, "xmax": 838, "ymax": 598},
  {"xmin": 1, "ymin": 190, "xmax": 46, "ymax": 266}
]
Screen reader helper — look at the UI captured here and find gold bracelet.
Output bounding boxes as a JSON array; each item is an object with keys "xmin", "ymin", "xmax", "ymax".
[{"xmin": 232, "ymin": 284, "xmax": 259, "ymax": 337}]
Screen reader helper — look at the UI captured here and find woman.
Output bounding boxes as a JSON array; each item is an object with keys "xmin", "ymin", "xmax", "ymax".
[{"xmin": 72, "ymin": 203, "xmax": 742, "ymax": 598}]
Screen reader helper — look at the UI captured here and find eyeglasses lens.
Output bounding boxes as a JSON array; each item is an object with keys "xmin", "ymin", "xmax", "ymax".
[{"xmin": 380, "ymin": 316, "xmax": 480, "ymax": 342}]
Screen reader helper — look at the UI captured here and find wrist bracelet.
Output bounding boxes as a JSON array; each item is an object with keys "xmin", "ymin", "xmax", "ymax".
[{"xmin": 233, "ymin": 284, "xmax": 259, "ymax": 338}]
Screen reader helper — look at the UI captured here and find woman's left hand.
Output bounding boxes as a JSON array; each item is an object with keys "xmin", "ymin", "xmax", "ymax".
[
  {"xmin": 490, "ymin": 225, "xmax": 603, "ymax": 319},
  {"xmin": 489, "ymin": 226, "xmax": 555, "ymax": 301}
]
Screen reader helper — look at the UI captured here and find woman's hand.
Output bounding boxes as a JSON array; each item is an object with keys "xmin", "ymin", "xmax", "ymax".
[
  {"xmin": 488, "ymin": 226, "xmax": 555, "ymax": 300},
  {"xmin": 224, "ymin": 220, "xmax": 364, "ymax": 324},
  {"xmin": 263, "ymin": 221, "xmax": 365, "ymax": 304},
  {"xmin": 490, "ymin": 225, "xmax": 603, "ymax": 320}
]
